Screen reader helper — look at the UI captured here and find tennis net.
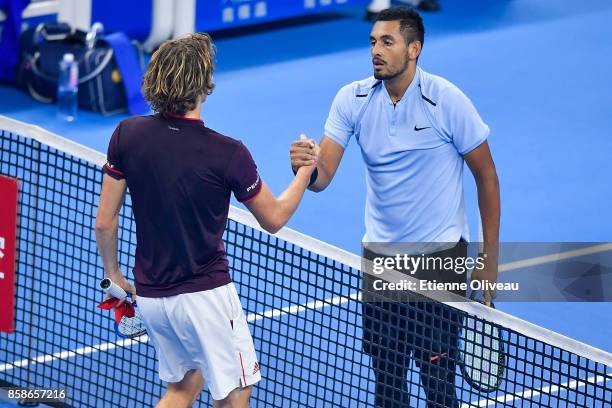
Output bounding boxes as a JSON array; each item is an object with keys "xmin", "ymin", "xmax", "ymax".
[{"xmin": 0, "ymin": 115, "xmax": 611, "ymax": 407}]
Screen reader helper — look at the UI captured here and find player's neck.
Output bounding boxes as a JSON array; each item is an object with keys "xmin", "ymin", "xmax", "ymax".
[
  {"xmin": 384, "ymin": 64, "xmax": 417, "ymax": 103},
  {"xmin": 183, "ymin": 103, "xmax": 202, "ymax": 120}
]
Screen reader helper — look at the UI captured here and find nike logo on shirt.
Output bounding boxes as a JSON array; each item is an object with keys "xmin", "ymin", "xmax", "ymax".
[{"xmin": 414, "ymin": 126, "xmax": 431, "ymax": 131}]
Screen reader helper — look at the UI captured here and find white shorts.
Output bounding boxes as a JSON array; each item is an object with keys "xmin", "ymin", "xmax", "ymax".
[{"xmin": 137, "ymin": 283, "xmax": 261, "ymax": 400}]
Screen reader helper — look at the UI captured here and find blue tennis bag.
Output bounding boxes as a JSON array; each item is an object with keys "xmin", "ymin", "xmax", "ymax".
[{"xmin": 18, "ymin": 22, "xmax": 148, "ymax": 115}]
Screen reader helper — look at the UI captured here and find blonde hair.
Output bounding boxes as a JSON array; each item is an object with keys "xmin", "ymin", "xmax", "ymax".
[{"xmin": 142, "ymin": 33, "xmax": 216, "ymax": 115}]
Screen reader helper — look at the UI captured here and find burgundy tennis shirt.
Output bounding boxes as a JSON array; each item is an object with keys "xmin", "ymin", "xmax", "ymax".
[{"xmin": 103, "ymin": 114, "xmax": 262, "ymax": 297}]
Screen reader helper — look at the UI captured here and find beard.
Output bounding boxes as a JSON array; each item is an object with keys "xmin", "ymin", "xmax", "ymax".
[
  {"xmin": 374, "ymin": 70, "xmax": 398, "ymax": 80},
  {"xmin": 373, "ymin": 58, "xmax": 410, "ymax": 80}
]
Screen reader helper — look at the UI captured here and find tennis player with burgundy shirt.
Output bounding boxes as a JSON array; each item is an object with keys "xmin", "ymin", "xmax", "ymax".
[{"xmin": 96, "ymin": 33, "xmax": 319, "ymax": 408}]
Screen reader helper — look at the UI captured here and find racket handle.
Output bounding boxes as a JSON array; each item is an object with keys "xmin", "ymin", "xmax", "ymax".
[{"xmin": 99, "ymin": 278, "xmax": 128, "ymax": 300}]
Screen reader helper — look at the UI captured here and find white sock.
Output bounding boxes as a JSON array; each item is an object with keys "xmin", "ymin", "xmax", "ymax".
[{"xmin": 368, "ymin": 0, "xmax": 391, "ymax": 13}]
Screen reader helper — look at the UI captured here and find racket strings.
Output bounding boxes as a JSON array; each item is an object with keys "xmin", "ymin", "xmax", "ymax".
[
  {"xmin": 117, "ymin": 304, "xmax": 147, "ymax": 338},
  {"xmin": 460, "ymin": 315, "xmax": 506, "ymax": 390}
]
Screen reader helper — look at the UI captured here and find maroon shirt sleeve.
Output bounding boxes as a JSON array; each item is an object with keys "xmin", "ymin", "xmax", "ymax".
[
  {"xmin": 103, "ymin": 123, "xmax": 126, "ymax": 180},
  {"xmin": 225, "ymin": 142, "xmax": 262, "ymax": 202}
]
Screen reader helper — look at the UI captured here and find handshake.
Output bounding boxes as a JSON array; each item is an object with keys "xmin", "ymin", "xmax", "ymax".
[{"xmin": 290, "ymin": 134, "xmax": 321, "ymax": 183}]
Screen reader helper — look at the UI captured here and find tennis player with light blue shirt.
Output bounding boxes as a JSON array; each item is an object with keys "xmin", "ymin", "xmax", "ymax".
[
  {"xmin": 326, "ymin": 64, "xmax": 488, "ymax": 246},
  {"xmin": 290, "ymin": 7, "xmax": 500, "ymax": 408}
]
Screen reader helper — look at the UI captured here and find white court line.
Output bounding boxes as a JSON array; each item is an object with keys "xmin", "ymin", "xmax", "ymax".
[
  {"xmin": 0, "ymin": 244, "xmax": 612, "ymax": 384},
  {"xmin": 246, "ymin": 292, "xmax": 360, "ymax": 323},
  {"xmin": 2, "ymin": 262, "xmax": 609, "ymax": 406},
  {"xmin": 499, "ymin": 243, "xmax": 612, "ymax": 273},
  {"xmin": 0, "ymin": 252, "xmax": 608, "ymax": 374},
  {"xmin": 0, "ymin": 292, "xmax": 359, "ymax": 373},
  {"xmin": 0, "ymin": 336, "xmax": 149, "ymax": 372},
  {"xmin": 463, "ymin": 373, "xmax": 612, "ymax": 407},
  {"xmin": 3, "ymin": 114, "xmax": 612, "ymax": 363},
  {"xmin": 3, "ymin": 115, "xmax": 612, "ymax": 401},
  {"xmin": 2, "ymin": 288, "xmax": 610, "ymax": 406},
  {"xmin": 3, "ymin": 289, "xmax": 609, "ymax": 407}
]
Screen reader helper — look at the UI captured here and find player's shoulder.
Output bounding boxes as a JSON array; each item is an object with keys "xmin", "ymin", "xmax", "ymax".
[
  {"xmin": 337, "ymin": 76, "xmax": 381, "ymax": 98},
  {"xmin": 203, "ymin": 126, "xmax": 239, "ymax": 146},
  {"xmin": 117, "ymin": 114, "xmax": 158, "ymax": 129},
  {"xmin": 202, "ymin": 126, "xmax": 250, "ymax": 157},
  {"xmin": 113, "ymin": 114, "xmax": 168, "ymax": 139},
  {"xmin": 332, "ymin": 77, "xmax": 382, "ymax": 115},
  {"xmin": 418, "ymin": 68, "xmax": 467, "ymax": 106}
]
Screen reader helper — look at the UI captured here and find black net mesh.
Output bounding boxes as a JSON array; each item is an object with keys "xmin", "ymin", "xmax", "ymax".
[{"xmin": 1, "ymin": 126, "xmax": 611, "ymax": 407}]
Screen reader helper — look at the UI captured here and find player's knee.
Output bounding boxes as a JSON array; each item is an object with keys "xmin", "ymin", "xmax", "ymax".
[
  {"xmin": 168, "ymin": 369, "xmax": 204, "ymax": 400},
  {"xmin": 215, "ymin": 385, "xmax": 252, "ymax": 408},
  {"xmin": 185, "ymin": 369, "xmax": 204, "ymax": 400}
]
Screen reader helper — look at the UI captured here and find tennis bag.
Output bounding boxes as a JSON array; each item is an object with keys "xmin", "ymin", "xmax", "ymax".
[{"xmin": 18, "ymin": 22, "xmax": 147, "ymax": 115}]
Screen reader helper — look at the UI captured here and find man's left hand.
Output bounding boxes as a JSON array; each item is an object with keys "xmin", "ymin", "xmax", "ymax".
[{"xmin": 471, "ymin": 252, "xmax": 498, "ymax": 306}]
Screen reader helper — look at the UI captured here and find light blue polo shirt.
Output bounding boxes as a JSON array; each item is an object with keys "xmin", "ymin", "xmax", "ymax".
[{"xmin": 324, "ymin": 67, "xmax": 489, "ymax": 244}]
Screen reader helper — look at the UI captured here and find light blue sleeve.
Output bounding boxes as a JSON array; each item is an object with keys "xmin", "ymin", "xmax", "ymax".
[
  {"xmin": 324, "ymin": 84, "xmax": 355, "ymax": 149},
  {"xmin": 438, "ymin": 86, "xmax": 490, "ymax": 155}
]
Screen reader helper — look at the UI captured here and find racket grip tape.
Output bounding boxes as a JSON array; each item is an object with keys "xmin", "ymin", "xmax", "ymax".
[{"xmin": 100, "ymin": 278, "xmax": 128, "ymax": 300}]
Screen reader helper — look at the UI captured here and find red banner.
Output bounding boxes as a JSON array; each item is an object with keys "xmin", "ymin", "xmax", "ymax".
[{"xmin": 0, "ymin": 175, "xmax": 18, "ymax": 333}]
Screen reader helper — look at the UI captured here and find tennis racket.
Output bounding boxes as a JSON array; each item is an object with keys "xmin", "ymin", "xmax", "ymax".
[
  {"xmin": 457, "ymin": 291, "xmax": 507, "ymax": 392},
  {"xmin": 98, "ymin": 278, "xmax": 147, "ymax": 339}
]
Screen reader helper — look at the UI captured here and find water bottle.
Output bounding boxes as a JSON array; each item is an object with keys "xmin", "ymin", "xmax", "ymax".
[{"xmin": 57, "ymin": 53, "xmax": 78, "ymax": 121}]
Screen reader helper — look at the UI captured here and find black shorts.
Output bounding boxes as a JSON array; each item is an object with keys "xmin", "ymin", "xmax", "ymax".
[{"xmin": 361, "ymin": 241, "xmax": 468, "ymax": 408}]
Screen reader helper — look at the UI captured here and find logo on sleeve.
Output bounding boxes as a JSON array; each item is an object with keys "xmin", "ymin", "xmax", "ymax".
[
  {"xmin": 253, "ymin": 361, "xmax": 260, "ymax": 374},
  {"xmin": 246, "ymin": 175, "xmax": 261, "ymax": 193}
]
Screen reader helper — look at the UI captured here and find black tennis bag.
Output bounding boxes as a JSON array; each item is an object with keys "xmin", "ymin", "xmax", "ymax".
[{"xmin": 18, "ymin": 22, "xmax": 145, "ymax": 115}]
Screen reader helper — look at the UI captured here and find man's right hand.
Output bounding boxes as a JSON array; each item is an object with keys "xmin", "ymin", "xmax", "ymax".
[
  {"xmin": 290, "ymin": 134, "xmax": 318, "ymax": 172},
  {"xmin": 245, "ymin": 134, "xmax": 319, "ymax": 234},
  {"xmin": 105, "ymin": 271, "xmax": 137, "ymax": 306}
]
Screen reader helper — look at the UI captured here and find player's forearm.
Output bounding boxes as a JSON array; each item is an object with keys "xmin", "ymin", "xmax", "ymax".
[
  {"xmin": 267, "ymin": 169, "xmax": 311, "ymax": 233},
  {"xmin": 476, "ymin": 172, "xmax": 500, "ymax": 254},
  {"xmin": 308, "ymin": 154, "xmax": 342, "ymax": 192},
  {"xmin": 308, "ymin": 165, "xmax": 331, "ymax": 192},
  {"xmin": 305, "ymin": 136, "xmax": 343, "ymax": 192},
  {"xmin": 95, "ymin": 216, "xmax": 121, "ymax": 278}
]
